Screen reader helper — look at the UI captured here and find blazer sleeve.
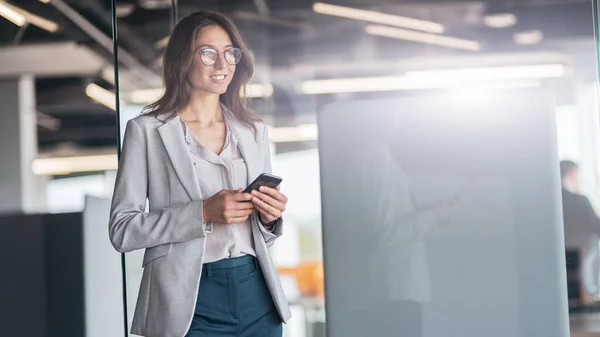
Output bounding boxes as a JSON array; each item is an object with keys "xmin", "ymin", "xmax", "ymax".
[
  {"xmin": 108, "ymin": 119, "xmax": 206, "ymax": 253},
  {"xmin": 255, "ymin": 121, "xmax": 283, "ymax": 247}
]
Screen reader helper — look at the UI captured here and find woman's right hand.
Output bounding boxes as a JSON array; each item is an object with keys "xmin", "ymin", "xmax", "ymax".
[{"xmin": 202, "ymin": 189, "xmax": 255, "ymax": 224}]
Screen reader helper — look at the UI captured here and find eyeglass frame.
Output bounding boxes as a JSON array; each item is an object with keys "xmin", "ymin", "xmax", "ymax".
[{"xmin": 194, "ymin": 47, "xmax": 243, "ymax": 66}]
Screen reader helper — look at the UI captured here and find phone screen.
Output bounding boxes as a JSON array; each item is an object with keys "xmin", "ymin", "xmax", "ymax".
[{"xmin": 244, "ymin": 173, "xmax": 282, "ymax": 193}]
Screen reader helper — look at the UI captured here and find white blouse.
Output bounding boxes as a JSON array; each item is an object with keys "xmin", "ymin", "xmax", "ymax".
[{"xmin": 179, "ymin": 112, "xmax": 256, "ymax": 264}]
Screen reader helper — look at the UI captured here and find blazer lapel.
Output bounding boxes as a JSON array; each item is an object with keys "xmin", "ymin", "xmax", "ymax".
[
  {"xmin": 157, "ymin": 116, "xmax": 203, "ymax": 201},
  {"xmin": 226, "ymin": 109, "xmax": 261, "ymax": 184}
]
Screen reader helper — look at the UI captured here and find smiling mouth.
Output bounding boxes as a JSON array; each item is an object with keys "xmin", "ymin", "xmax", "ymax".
[{"xmin": 210, "ymin": 74, "xmax": 227, "ymax": 81}]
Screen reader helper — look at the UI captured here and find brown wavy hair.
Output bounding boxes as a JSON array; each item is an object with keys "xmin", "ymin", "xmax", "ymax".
[{"xmin": 143, "ymin": 10, "xmax": 260, "ymax": 134}]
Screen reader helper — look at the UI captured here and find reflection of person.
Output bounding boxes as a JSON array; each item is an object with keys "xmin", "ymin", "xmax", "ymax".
[
  {"xmin": 561, "ymin": 160, "xmax": 600, "ymax": 300},
  {"xmin": 360, "ymin": 116, "xmax": 456, "ymax": 337},
  {"xmin": 108, "ymin": 11, "xmax": 290, "ymax": 337}
]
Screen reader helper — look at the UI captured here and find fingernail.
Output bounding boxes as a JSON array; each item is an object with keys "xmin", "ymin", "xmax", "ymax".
[{"xmin": 259, "ymin": 186, "xmax": 265, "ymax": 192}]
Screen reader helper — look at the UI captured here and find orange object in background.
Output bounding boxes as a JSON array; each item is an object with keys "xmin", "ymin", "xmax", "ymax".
[{"xmin": 278, "ymin": 262, "xmax": 325, "ymax": 299}]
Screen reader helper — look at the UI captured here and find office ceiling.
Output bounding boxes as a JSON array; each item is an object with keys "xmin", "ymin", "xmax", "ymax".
[{"xmin": 0, "ymin": 0, "xmax": 595, "ymax": 156}]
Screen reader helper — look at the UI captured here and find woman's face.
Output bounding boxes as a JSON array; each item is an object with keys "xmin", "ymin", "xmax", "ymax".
[{"xmin": 187, "ymin": 24, "xmax": 236, "ymax": 96}]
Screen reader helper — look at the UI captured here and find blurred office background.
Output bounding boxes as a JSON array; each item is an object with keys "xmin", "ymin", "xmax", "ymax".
[{"xmin": 2, "ymin": 0, "xmax": 600, "ymax": 336}]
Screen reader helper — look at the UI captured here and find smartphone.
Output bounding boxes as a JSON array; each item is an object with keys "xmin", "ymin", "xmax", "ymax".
[{"xmin": 244, "ymin": 173, "xmax": 282, "ymax": 193}]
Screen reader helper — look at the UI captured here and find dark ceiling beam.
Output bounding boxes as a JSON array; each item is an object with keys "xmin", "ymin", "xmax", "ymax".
[
  {"xmin": 38, "ymin": 104, "xmax": 114, "ymax": 116},
  {"xmin": 232, "ymin": 11, "xmax": 310, "ymax": 29},
  {"xmin": 50, "ymin": 0, "xmax": 161, "ymax": 88},
  {"xmin": 39, "ymin": 126, "xmax": 116, "ymax": 142},
  {"xmin": 65, "ymin": 0, "xmax": 160, "ymax": 66}
]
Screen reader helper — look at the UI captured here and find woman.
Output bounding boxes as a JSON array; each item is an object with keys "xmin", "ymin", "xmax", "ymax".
[{"xmin": 108, "ymin": 10, "xmax": 291, "ymax": 337}]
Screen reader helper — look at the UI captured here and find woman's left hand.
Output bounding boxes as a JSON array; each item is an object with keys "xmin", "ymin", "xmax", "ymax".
[{"xmin": 250, "ymin": 185, "xmax": 287, "ymax": 224}]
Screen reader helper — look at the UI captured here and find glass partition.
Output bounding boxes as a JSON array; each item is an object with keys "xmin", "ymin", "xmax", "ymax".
[{"xmin": 110, "ymin": 1, "xmax": 600, "ymax": 336}]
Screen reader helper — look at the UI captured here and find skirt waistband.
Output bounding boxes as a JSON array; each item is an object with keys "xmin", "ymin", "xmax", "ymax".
[{"xmin": 203, "ymin": 255, "xmax": 256, "ymax": 270}]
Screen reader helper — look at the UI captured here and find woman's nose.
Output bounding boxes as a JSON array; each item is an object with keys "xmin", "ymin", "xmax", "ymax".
[{"xmin": 214, "ymin": 52, "xmax": 227, "ymax": 69}]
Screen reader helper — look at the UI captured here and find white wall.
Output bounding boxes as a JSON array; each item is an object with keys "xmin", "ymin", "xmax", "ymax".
[
  {"xmin": 83, "ymin": 196, "xmax": 125, "ymax": 337},
  {"xmin": 46, "ymin": 173, "xmax": 114, "ymax": 213}
]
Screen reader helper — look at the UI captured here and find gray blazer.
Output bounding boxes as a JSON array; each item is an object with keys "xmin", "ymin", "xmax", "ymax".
[{"xmin": 108, "ymin": 111, "xmax": 292, "ymax": 337}]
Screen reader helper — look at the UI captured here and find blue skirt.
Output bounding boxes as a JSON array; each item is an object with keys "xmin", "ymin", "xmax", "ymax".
[{"xmin": 185, "ymin": 255, "xmax": 283, "ymax": 337}]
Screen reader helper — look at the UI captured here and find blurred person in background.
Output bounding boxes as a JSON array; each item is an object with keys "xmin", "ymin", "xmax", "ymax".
[
  {"xmin": 561, "ymin": 160, "xmax": 600, "ymax": 305},
  {"xmin": 108, "ymin": 10, "xmax": 290, "ymax": 337}
]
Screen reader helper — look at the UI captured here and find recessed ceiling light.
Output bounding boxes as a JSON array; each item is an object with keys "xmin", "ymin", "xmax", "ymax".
[
  {"xmin": 366, "ymin": 25, "xmax": 481, "ymax": 52},
  {"xmin": 513, "ymin": 30, "xmax": 544, "ymax": 45},
  {"xmin": 313, "ymin": 2, "xmax": 445, "ymax": 34},
  {"xmin": 483, "ymin": 13, "xmax": 517, "ymax": 28},
  {"xmin": 0, "ymin": 1, "xmax": 26, "ymax": 26},
  {"xmin": 0, "ymin": 0, "xmax": 59, "ymax": 32},
  {"xmin": 116, "ymin": 4, "xmax": 135, "ymax": 18},
  {"xmin": 85, "ymin": 83, "xmax": 120, "ymax": 111},
  {"xmin": 299, "ymin": 64, "xmax": 566, "ymax": 95},
  {"xmin": 139, "ymin": 0, "xmax": 170, "ymax": 10}
]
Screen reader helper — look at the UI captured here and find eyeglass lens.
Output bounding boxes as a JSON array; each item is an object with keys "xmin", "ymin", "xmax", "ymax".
[{"xmin": 199, "ymin": 48, "xmax": 242, "ymax": 65}]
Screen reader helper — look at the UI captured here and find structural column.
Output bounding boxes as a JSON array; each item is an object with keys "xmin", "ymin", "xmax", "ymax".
[{"xmin": 0, "ymin": 75, "xmax": 45, "ymax": 214}]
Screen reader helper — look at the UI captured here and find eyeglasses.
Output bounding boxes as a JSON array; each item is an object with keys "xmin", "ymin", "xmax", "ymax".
[{"xmin": 196, "ymin": 47, "xmax": 243, "ymax": 66}]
